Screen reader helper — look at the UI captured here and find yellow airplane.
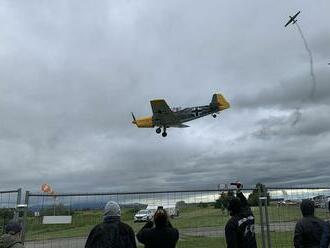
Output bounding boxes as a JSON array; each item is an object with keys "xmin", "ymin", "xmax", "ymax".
[{"xmin": 132, "ymin": 93, "xmax": 230, "ymax": 137}]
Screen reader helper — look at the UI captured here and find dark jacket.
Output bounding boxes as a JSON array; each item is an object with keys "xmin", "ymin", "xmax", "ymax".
[
  {"xmin": 294, "ymin": 199, "xmax": 324, "ymax": 248},
  {"xmin": 136, "ymin": 221, "xmax": 179, "ymax": 248},
  {"xmin": 0, "ymin": 234, "xmax": 24, "ymax": 248},
  {"xmin": 294, "ymin": 216, "xmax": 324, "ymax": 248},
  {"xmin": 85, "ymin": 216, "xmax": 137, "ymax": 248},
  {"xmin": 225, "ymin": 192, "xmax": 257, "ymax": 248},
  {"xmin": 320, "ymin": 221, "xmax": 330, "ymax": 248}
]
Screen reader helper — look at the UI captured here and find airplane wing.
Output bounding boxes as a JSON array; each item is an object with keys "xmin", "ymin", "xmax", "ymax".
[
  {"xmin": 293, "ymin": 11, "xmax": 300, "ymax": 19},
  {"xmin": 174, "ymin": 124, "xmax": 190, "ymax": 128},
  {"xmin": 150, "ymin": 99, "xmax": 181, "ymax": 126},
  {"xmin": 284, "ymin": 18, "xmax": 292, "ymax": 27}
]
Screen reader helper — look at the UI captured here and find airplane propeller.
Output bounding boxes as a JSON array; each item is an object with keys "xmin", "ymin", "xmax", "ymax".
[{"xmin": 131, "ymin": 112, "xmax": 137, "ymax": 124}]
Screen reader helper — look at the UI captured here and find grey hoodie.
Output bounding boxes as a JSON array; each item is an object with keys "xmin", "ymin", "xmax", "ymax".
[{"xmin": 0, "ymin": 234, "xmax": 24, "ymax": 248}]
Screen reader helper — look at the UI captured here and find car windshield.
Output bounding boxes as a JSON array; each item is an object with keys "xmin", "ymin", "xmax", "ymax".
[{"xmin": 138, "ymin": 210, "xmax": 149, "ymax": 214}]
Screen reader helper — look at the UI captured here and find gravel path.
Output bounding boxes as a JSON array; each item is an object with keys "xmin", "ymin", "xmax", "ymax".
[
  {"xmin": 181, "ymin": 221, "xmax": 296, "ymax": 237},
  {"xmin": 25, "ymin": 237, "xmax": 87, "ymax": 248}
]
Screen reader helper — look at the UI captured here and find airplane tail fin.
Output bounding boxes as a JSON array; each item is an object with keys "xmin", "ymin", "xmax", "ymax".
[{"xmin": 210, "ymin": 93, "xmax": 230, "ymax": 111}]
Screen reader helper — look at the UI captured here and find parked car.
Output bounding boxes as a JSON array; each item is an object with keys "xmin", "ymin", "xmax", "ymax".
[
  {"xmin": 277, "ymin": 200, "xmax": 299, "ymax": 206},
  {"xmin": 134, "ymin": 209, "xmax": 153, "ymax": 222},
  {"xmin": 146, "ymin": 204, "xmax": 179, "ymax": 218}
]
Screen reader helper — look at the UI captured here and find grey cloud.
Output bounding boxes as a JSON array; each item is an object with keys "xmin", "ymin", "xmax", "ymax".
[
  {"xmin": 1, "ymin": 1, "xmax": 330, "ymax": 192},
  {"xmin": 250, "ymin": 105, "xmax": 330, "ymax": 140},
  {"xmin": 233, "ymin": 68, "xmax": 330, "ymax": 110}
]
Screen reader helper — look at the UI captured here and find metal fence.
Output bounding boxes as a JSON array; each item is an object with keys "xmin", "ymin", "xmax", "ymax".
[
  {"xmin": 0, "ymin": 189, "xmax": 22, "ymax": 234},
  {"xmin": 19, "ymin": 186, "xmax": 330, "ymax": 248},
  {"xmin": 266, "ymin": 187, "xmax": 330, "ymax": 248}
]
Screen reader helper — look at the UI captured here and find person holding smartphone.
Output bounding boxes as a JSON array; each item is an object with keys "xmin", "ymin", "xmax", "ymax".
[
  {"xmin": 137, "ymin": 206, "xmax": 179, "ymax": 248},
  {"xmin": 225, "ymin": 182, "xmax": 257, "ymax": 248}
]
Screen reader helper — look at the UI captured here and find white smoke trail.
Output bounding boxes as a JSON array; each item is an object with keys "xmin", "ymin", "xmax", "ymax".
[{"xmin": 295, "ymin": 22, "xmax": 316, "ymax": 100}]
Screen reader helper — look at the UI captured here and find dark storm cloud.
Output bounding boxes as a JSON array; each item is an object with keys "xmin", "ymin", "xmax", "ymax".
[{"xmin": 0, "ymin": 0, "xmax": 330, "ymax": 193}]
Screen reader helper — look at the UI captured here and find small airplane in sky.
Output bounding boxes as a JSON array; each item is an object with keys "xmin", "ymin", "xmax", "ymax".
[
  {"xmin": 284, "ymin": 11, "xmax": 301, "ymax": 27},
  {"xmin": 131, "ymin": 93, "xmax": 230, "ymax": 137}
]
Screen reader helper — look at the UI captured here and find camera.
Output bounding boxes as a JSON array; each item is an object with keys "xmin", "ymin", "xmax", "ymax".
[{"xmin": 230, "ymin": 182, "xmax": 242, "ymax": 188}]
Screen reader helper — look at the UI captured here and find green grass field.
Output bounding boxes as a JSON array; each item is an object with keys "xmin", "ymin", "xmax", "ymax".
[
  {"xmin": 175, "ymin": 232, "xmax": 295, "ymax": 248},
  {"xmin": 24, "ymin": 205, "xmax": 330, "ymax": 247}
]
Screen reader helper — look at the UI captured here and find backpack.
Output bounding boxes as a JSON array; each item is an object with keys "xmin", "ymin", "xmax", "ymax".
[{"xmin": 237, "ymin": 215, "xmax": 257, "ymax": 248}]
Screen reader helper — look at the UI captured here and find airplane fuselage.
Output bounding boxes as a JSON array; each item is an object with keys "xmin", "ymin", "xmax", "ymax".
[{"xmin": 171, "ymin": 105, "xmax": 218, "ymax": 124}]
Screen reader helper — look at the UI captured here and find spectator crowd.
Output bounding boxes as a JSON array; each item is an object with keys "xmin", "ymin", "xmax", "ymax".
[{"xmin": 2, "ymin": 182, "xmax": 330, "ymax": 248}]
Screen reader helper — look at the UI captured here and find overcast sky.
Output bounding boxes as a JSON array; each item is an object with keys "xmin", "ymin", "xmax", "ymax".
[{"xmin": 0, "ymin": 0, "xmax": 330, "ymax": 193}]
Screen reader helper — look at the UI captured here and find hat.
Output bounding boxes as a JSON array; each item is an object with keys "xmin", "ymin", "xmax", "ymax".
[
  {"xmin": 300, "ymin": 199, "xmax": 314, "ymax": 216},
  {"xmin": 5, "ymin": 222, "xmax": 22, "ymax": 235},
  {"xmin": 104, "ymin": 201, "xmax": 121, "ymax": 217}
]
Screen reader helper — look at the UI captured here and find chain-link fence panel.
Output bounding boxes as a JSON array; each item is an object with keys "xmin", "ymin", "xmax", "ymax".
[
  {"xmin": 0, "ymin": 189, "xmax": 22, "ymax": 234},
  {"xmin": 23, "ymin": 186, "xmax": 330, "ymax": 248},
  {"xmin": 267, "ymin": 187, "xmax": 330, "ymax": 248},
  {"xmin": 24, "ymin": 188, "xmax": 267, "ymax": 248}
]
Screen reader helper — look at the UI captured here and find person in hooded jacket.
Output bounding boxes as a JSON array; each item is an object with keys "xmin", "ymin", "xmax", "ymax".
[
  {"xmin": 0, "ymin": 221, "xmax": 24, "ymax": 248},
  {"xmin": 320, "ymin": 221, "xmax": 330, "ymax": 248},
  {"xmin": 225, "ymin": 183, "xmax": 257, "ymax": 248},
  {"xmin": 85, "ymin": 201, "xmax": 136, "ymax": 248},
  {"xmin": 294, "ymin": 199, "xmax": 324, "ymax": 248},
  {"xmin": 136, "ymin": 207, "xmax": 179, "ymax": 248}
]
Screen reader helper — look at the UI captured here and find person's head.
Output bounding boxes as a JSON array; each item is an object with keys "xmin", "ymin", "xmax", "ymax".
[
  {"xmin": 300, "ymin": 199, "xmax": 315, "ymax": 217},
  {"xmin": 5, "ymin": 221, "xmax": 22, "ymax": 238},
  {"xmin": 227, "ymin": 197, "xmax": 241, "ymax": 216},
  {"xmin": 104, "ymin": 201, "xmax": 121, "ymax": 218},
  {"xmin": 154, "ymin": 208, "xmax": 168, "ymax": 228}
]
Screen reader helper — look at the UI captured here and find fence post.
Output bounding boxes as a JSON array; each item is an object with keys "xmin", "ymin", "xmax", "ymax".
[
  {"xmin": 21, "ymin": 191, "xmax": 30, "ymax": 244},
  {"xmin": 258, "ymin": 185, "xmax": 266, "ymax": 248},
  {"xmin": 16, "ymin": 188, "xmax": 22, "ymax": 205},
  {"xmin": 13, "ymin": 188, "xmax": 22, "ymax": 222},
  {"xmin": 264, "ymin": 186, "xmax": 272, "ymax": 248}
]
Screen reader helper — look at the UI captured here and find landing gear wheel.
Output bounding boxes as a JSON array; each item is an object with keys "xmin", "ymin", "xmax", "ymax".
[
  {"xmin": 156, "ymin": 127, "xmax": 161, "ymax": 134},
  {"xmin": 162, "ymin": 132, "xmax": 167, "ymax": 137},
  {"xmin": 212, "ymin": 114, "xmax": 217, "ymax": 118}
]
